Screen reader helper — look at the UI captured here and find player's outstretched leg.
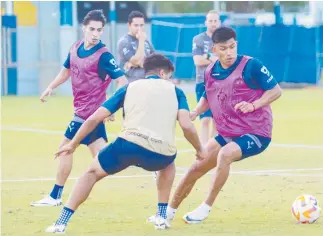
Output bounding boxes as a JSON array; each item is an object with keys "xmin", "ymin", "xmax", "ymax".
[
  {"xmin": 169, "ymin": 139, "xmax": 221, "ymax": 221},
  {"xmin": 183, "ymin": 142, "xmax": 241, "ymax": 224},
  {"xmin": 31, "ymin": 137, "xmax": 73, "ymax": 207},
  {"xmin": 31, "ymin": 136, "xmax": 106, "ymax": 207},
  {"xmin": 45, "ymin": 157, "xmax": 108, "ymax": 234}
]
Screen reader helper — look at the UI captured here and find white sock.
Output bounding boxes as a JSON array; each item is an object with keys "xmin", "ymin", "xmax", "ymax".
[
  {"xmin": 198, "ymin": 202, "xmax": 212, "ymax": 213},
  {"xmin": 166, "ymin": 206, "xmax": 177, "ymax": 220}
]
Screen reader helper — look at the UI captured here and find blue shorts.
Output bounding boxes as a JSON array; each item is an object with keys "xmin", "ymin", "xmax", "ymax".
[
  {"xmin": 64, "ymin": 120, "xmax": 107, "ymax": 146},
  {"xmin": 98, "ymin": 137, "xmax": 176, "ymax": 175},
  {"xmin": 215, "ymin": 134, "xmax": 271, "ymax": 160},
  {"xmin": 196, "ymin": 83, "xmax": 213, "ymax": 119}
]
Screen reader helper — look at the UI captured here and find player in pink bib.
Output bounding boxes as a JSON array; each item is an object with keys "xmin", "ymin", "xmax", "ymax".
[
  {"xmin": 31, "ymin": 10, "xmax": 128, "ymax": 207},
  {"xmin": 165, "ymin": 27, "xmax": 283, "ymax": 224}
]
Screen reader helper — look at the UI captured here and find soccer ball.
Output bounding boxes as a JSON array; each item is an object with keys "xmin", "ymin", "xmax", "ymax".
[{"xmin": 291, "ymin": 194, "xmax": 321, "ymax": 224}]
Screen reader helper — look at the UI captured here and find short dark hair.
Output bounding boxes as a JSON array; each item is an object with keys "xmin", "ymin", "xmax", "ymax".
[
  {"xmin": 83, "ymin": 9, "xmax": 106, "ymax": 26},
  {"xmin": 212, "ymin": 27, "xmax": 236, "ymax": 44},
  {"xmin": 128, "ymin": 11, "xmax": 145, "ymax": 24},
  {"xmin": 143, "ymin": 54, "xmax": 175, "ymax": 74}
]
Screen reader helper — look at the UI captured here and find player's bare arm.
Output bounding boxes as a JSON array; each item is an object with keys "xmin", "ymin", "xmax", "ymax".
[
  {"xmin": 129, "ymin": 31, "xmax": 146, "ymax": 67},
  {"xmin": 193, "ymin": 53, "xmax": 217, "ymax": 68},
  {"xmin": 40, "ymin": 67, "xmax": 70, "ymax": 102},
  {"xmin": 192, "ymin": 37, "xmax": 213, "ymax": 67},
  {"xmin": 235, "ymin": 84, "xmax": 282, "ymax": 113},
  {"xmin": 191, "ymin": 97, "xmax": 210, "ymax": 120},
  {"xmin": 193, "ymin": 54, "xmax": 213, "ymax": 67},
  {"xmin": 105, "ymin": 75, "xmax": 127, "ymax": 122},
  {"xmin": 177, "ymin": 110, "xmax": 206, "ymax": 160},
  {"xmin": 252, "ymin": 84, "xmax": 282, "ymax": 109}
]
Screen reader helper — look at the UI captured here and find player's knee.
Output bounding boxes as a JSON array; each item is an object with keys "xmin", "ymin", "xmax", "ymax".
[
  {"xmin": 84, "ymin": 167, "xmax": 102, "ymax": 181},
  {"xmin": 189, "ymin": 163, "xmax": 207, "ymax": 178},
  {"xmin": 189, "ymin": 163, "xmax": 201, "ymax": 174},
  {"xmin": 217, "ymin": 147, "xmax": 235, "ymax": 166},
  {"xmin": 87, "ymin": 160, "xmax": 107, "ymax": 180},
  {"xmin": 85, "ymin": 166, "xmax": 95, "ymax": 176}
]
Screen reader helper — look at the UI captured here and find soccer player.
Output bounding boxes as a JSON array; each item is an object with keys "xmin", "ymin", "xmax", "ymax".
[
  {"xmin": 117, "ymin": 11, "xmax": 155, "ymax": 82},
  {"xmin": 45, "ymin": 53, "xmax": 206, "ymax": 233},
  {"xmin": 31, "ymin": 10, "xmax": 128, "ymax": 207},
  {"xmin": 193, "ymin": 10, "xmax": 220, "ymax": 145},
  {"xmin": 166, "ymin": 27, "xmax": 283, "ymax": 224}
]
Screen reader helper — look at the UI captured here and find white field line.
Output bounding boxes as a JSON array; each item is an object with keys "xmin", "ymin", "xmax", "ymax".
[
  {"xmin": 2, "ymin": 167, "xmax": 323, "ymax": 183},
  {"xmin": 175, "ymin": 167, "xmax": 323, "ymax": 173},
  {"xmin": 2, "ymin": 126, "xmax": 323, "ymax": 150}
]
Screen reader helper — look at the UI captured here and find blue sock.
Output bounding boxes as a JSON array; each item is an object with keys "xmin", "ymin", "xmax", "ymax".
[
  {"xmin": 50, "ymin": 184, "xmax": 64, "ymax": 200},
  {"xmin": 56, "ymin": 207, "xmax": 74, "ymax": 225},
  {"xmin": 157, "ymin": 203, "xmax": 168, "ymax": 219}
]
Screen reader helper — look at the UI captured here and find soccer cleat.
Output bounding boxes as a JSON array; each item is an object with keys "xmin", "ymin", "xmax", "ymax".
[
  {"xmin": 45, "ymin": 224, "xmax": 66, "ymax": 234},
  {"xmin": 183, "ymin": 209, "xmax": 209, "ymax": 224},
  {"xmin": 146, "ymin": 215, "xmax": 156, "ymax": 224},
  {"xmin": 147, "ymin": 213, "xmax": 174, "ymax": 224},
  {"xmin": 154, "ymin": 216, "xmax": 171, "ymax": 230},
  {"xmin": 30, "ymin": 196, "xmax": 62, "ymax": 207}
]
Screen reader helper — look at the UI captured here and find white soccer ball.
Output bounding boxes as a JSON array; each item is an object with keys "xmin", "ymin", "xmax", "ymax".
[{"xmin": 291, "ymin": 194, "xmax": 321, "ymax": 224}]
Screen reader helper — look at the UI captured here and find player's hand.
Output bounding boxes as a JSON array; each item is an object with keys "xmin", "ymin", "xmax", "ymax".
[
  {"xmin": 196, "ymin": 147, "xmax": 207, "ymax": 161},
  {"xmin": 136, "ymin": 31, "xmax": 147, "ymax": 41},
  {"xmin": 190, "ymin": 110, "xmax": 199, "ymax": 121},
  {"xmin": 234, "ymin": 101, "xmax": 255, "ymax": 113},
  {"xmin": 124, "ymin": 62, "xmax": 133, "ymax": 71},
  {"xmin": 54, "ymin": 143, "xmax": 77, "ymax": 159},
  {"xmin": 40, "ymin": 87, "xmax": 53, "ymax": 102}
]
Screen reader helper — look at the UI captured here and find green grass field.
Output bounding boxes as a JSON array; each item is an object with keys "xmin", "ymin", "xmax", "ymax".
[{"xmin": 2, "ymin": 89, "xmax": 323, "ymax": 236}]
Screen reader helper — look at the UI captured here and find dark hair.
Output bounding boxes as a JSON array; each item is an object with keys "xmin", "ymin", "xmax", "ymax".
[
  {"xmin": 83, "ymin": 9, "xmax": 106, "ymax": 26},
  {"xmin": 144, "ymin": 54, "xmax": 175, "ymax": 74},
  {"xmin": 212, "ymin": 27, "xmax": 236, "ymax": 44},
  {"xmin": 128, "ymin": 11, "xmax": 145, "ymax": 24}
]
